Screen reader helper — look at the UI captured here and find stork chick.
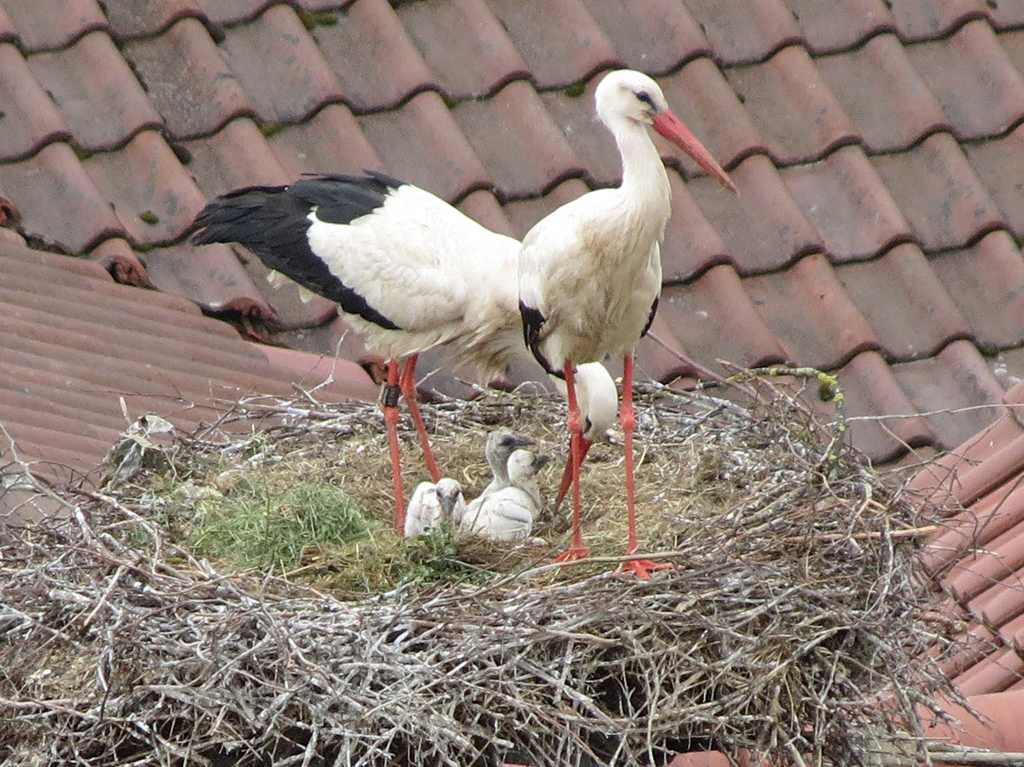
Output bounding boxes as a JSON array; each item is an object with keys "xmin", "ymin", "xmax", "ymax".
[
  {"xmin": 404, "ymin": 478, "xmax": 467, "ymax": 538},
  {"xmin": 463, "ymin": 450, "xmax": 550, "ymax": 541}
]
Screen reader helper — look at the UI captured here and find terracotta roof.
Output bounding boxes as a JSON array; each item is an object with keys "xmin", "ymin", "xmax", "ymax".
[
  {"xmin": 6, "ymin": 0, "xmax": 1024, "ymax": 740},
  {"xmin": 0, "ymin": 235, "xmax": 378, "ymax": 520},
  {"xmin": 908, "ymin": 382, "xmax": 1024, "ymax": 697}
]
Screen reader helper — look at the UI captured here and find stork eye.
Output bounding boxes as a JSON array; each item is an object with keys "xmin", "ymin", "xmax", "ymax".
[{"xmin": 635, "ymin": 91, "xmax": 656, "ymax": 109}]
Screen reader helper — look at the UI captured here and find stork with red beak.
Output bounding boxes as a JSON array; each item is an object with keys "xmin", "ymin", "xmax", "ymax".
[{"xmin": 519, "ymin": 70, "xmax": 737, "ymax": 577}]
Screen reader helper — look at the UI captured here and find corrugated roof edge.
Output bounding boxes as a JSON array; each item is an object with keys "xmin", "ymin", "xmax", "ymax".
[{"xmin": 0, "ymin": 240, "xmax": 377, "ymax": 511}]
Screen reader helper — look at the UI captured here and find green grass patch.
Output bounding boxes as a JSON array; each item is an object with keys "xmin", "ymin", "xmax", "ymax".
[{"xmin": 187, "ymin": 477, "xmax": 376, "ymax": 573}]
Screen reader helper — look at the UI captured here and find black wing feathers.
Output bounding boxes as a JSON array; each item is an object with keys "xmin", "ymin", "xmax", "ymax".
[
  {"xmin": 641, "ymin": 295, "xmax": 659, "ymax": 339},
  {"xmin": 191, "ymin": 173, "xmax": 406, "ymax": 331},
  {"xmin": 519, "ymin": 300, "xmax": 556, "ymax": 377}
]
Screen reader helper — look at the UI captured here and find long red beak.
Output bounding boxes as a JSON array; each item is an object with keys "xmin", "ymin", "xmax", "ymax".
[
  {"xmin": 653, "ymin": 110, "xmax": 737, "ymax": 194},
  {"xmin": 553, "ymin": 437, "xmax": 594, "ymax": 513}
]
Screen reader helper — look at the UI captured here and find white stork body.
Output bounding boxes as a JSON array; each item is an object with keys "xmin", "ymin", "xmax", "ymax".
[
  {"xmin": 462, "ymin": 450, "xmax": 549, "ymax": 541},
  {"xmin": 517, "ymin": 70, "xmax": 736, "ymax": 576},
  {"xmin": 404, "ymin": 478, "xmax": 468, "ymax": 538},
  {"xmin": 191, "ymin": 172, "xmax": 617, "ymax": 533}
]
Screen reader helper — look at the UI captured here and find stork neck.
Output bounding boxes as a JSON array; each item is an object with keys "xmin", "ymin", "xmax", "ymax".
[{"xmin": 614, "ymin": 120, "xmax": 671, "ymax": 209}]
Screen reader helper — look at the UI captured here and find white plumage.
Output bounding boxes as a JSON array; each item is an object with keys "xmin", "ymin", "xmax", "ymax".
[
  {"xmin": 516, "ymin": 70, "xmax": 736, "ymax": 574},
  {"xmin": 192, "ymin": 170, "xmax": 618, "ymax": 534},
  {"xmin": 462, "ymin": 450, "xmax": 550, "ymax": 541},
  {"xmin": 472, "ymin": 430, "xmax": 537, "ymax": 504},
  {"xmin": 404, "ymin": 478, "xmax": 467, "ymax": 538}
]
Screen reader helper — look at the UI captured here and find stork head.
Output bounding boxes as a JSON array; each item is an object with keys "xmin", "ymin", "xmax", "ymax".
[
  {"xmin": 595, "ymin": 69, "xmax": 670, "ymax": 129},
  {"xmin": 594, "ymin": 69, "xmax": 737, "ymax": 193},
  {"xmin": 507, "ymin": 449, "xmax": 551, "ymax": 484},
  {"xmin": 485, "ymin": 430, "xmax": 535, "ymax": 475},
  {"xmin": 434, "ymin": 478, "xmax": 466, "ymax": 527}
]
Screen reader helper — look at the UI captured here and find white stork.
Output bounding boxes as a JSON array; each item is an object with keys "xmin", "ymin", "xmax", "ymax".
[
  {"xmin": 191, "ymin": 174, "xmax": 616, "ymax": 533},
  {"xmin": 518, "ymin": 70, "xmax": 736, "ymax": 577},
  {"xmin": 404, "ymin": 477, "xmax": 467, "ymax": 538},
  {"xmin": 462, "ymin": 449, "xmax": 550, "ymax": 541}
]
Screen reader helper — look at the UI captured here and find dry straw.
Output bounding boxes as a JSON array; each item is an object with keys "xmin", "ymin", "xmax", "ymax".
[{"xmin": 0, "ymin": 372, "xmax": 962, "ymax": 766}]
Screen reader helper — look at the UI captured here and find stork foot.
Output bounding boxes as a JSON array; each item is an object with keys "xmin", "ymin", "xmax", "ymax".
[
  {"xmin": 616, "ymin": 556, "xmax": 672, "ymax": 580},
  {"xmin": 553, "ymin": 544, "xmax": 591, "ymax": 564}
]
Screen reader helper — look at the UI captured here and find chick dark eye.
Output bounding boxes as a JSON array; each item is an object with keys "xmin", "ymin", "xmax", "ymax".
[{"xmin": 635, "ymin": 91, "xmax": 656, "ymax": 109}]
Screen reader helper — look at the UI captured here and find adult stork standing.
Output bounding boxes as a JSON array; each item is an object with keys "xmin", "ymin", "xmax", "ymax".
[
  {"xmin": 519, "ymin": 70, "xmax": 737, "ymax": 577},
  {"xmin": 190, "ymin": 173, "xmax": 616, "ymax": 533}
]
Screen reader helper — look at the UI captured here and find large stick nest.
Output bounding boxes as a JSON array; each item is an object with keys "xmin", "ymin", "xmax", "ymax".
[{"xmin": 0, "ymin": 375, "xmax": 960, "ymax": 766}]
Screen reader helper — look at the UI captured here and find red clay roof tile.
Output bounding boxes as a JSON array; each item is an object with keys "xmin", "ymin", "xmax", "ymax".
[
  {"xmin": 27, "ymin": 31, "xmax": 162, "ymax": 152},
  {"xmin": 820, "ymin": 351, "xmax": 936, "ymax": 459},
  {"xmin": 4, "ymin": 0, "xmax": 108, "ymax": 53},
  {"xmin": 0, "ymin": 142, "xmax": 124, "ymax": 253},
  {"xmin": 268, "ymin": 105, "xmax": 382, "ymax": 178},
  {"xmin": 990, "ymin": 348, "xmax": 1024, "ymax": 394},
  {"xmin": 455, "ymin": 189, "xmax": 517, "ymax": 239},
  {"xmin": 82, "ymin": 131, "xmax": 206, "ymax": 247},
  {"xmin": 313, "ymin": 0, "xmax": 435, "ymax": 112},
  {"xmin": 579, "ymin": 0, "xmax": 709, "ymax": 73},
  {"xmin": 953, "ymin": 647, "xmax": 1024, "ymax": 695},
  {"xmin": 911, "ymin": 413, "xmax": 1024, "ymax": 511},
  {"xmin": 744, "ymin": 253, "xmax": 880, "ymax": 370},
  {"xmin": 906, "ymin": 20, "xmax": 1024, "ymax": 141},
  {"xmin": 930, "ymin": 232, "xmax": 1024, "ymax": 353},
  {"xmin": 0, "ymin": 43, "xmax": 72, "ymax": 162},
  {"xmin": 688, "ymin": 154, "xmax": 823, "ymax": 274},
  {"xmin": 887, "ymin": 0, "xmax": 990, "ymax": 43},
  {"xmin": 725, "ymin": 45, "xmax": 859, "ymax": 164},
  {"xmin": 781, "ymin": 145, "xmax": 911, "ymax": 263},
  {"xmin": 0, "ymin": 4, "xmax": 16, "ymax": 43},
  {"xmin": 871, "ymin": 132, "xmax": 1004, "ymax": 252},
  {"xmin": 955, "ymin": 433, "xmax": 1024, "ymax": 508},
  {"xmin": 123, "ymin": 17, "xmax": 255, "ymax": 140},
  {"xmin": 659, "ymin": 266, "xmax": 788, "ymax": 373},
  {"xmin": 970, "ymin": 577, "xmax": 1024, "ymax": 638},
  {"xmin": 89, "ymin": 237, "xmax": 154, "ymax": 287},
  {"xmin": 816, "ymin": 33, "xmax": 949, "ymax": 153},
  {"xmin": 637, "ymin": 308, "xmax": 697, "ymax": 383},
  {"xmin": 484, "ymin": 0, "xmax": 619, "ymax": 89},
  {"xmin": 682, "ymin": 0, "xmax": 803, "ymax": 65},
  {"xmin": 778, "ymin": 0, "xmax": 894, "ymax": 54},
  {"xmin": 988, "ymin": 0, "xmax": 1024, "ymax": 27},
  {"xmin": 501, "ymin": 178, "xmax": 591, "ymax": 238},
  {"xmin": 141, "ymin": 240, "xmax": 270, "ymax": 313},
  {"xmin": 195, "ymin": 0, "xmax": 276, "ymax": 26},
  {"xmin": 963, "ymin": 123, "xmax": 1024, "ymax": 239},
  {"xmin": 396, "ymin": 0, "xmax": 529, "ymax": 99},
  {"xmin": 455, "ymin": 80, "xmax": 582, "ymax": 198},
  {"xmin": 219, "ymin": 5, "xmax": 345, "ymax": 125},
  {"xmin": 538, "ymin": 80, "xmax": 621, "ymax": 188},
  {"xmin": 946, "ymin": 515, "xmax": 1024, "ymax": 604},
  {"xmin": 661, "ymin": 171, "xmax": 731, "ymax": 283},
  {"xmin": 359, "ymin": 90, "xmax": 492, "ymax": 201},
  {"xmin": 182, "ymin": 117, "xmax": 292, "ymax": 194},
  {"xmin": 835, "ymin": 243, "xmax": 971, "ymax": 361},
  {"xmin": 891, "ymin": 341, "xmax": 1007, "ymax": 449},
  {"xmin": 658, "ymin": 59, "xmax": 763, "ymax": 172},
  {"xmin": 102, "ymin": 0, "xmax": 203, "ymax": 40}
]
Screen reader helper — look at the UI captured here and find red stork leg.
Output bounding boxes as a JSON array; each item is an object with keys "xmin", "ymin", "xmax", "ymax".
[
  {"xmin": 397, "ymin": 354, "xmax": 441, "ymax": 483},
  {"xmin": 617, "ymin": 354, "xmax": 670, "ymax": 579},
  {"xmin": 554, "ymin": 360, "xmax": 591, "ymax": 563},
  {"xmin": 382, "ymin": 358, "xmax": 406, "ymax": 532}
]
